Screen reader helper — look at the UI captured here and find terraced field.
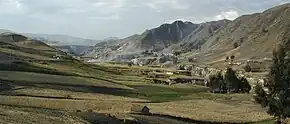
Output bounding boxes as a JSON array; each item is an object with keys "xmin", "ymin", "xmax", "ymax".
[{"xmin": 0, "ymin": 60, "xmax": 275, "ymax": 124}]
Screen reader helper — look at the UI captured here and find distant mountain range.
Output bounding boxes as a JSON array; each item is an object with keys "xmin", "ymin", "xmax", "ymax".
[
  {"xmin": 21, "ymin": 33, "xmax": 102, "ymax": 46},
  {"xmin": 85, "ymin": 19, "xmax": 231, "ymax": 61},
  {"xmin": 2, "ymin": 3, "xmax": 290, "ymax": 68},
  {"xmin": 85, "ymin": 3, "xmax": 290, "ymax": 67},
  {"xmin": 19, "ymin": 33, "xmax": 120, "ymax": 56}
]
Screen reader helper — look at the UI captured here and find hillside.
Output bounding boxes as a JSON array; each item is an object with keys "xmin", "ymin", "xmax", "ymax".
[
  {"xmin": 139, "ymin": 21, "xmax": 199, "ymax": 51},
  {"xmin": 190, "ymin": 3, "xmax": 290, "ymax": 67},
  {"xmin": 0, "ymin": 57, "xmax": 273, "ymax": 124},
  {"xmin": 86, "ymin": 20, "xmax": 229, "ymax": 62},
  {"xmin": 0, "ymin": 33, "xmax": 64, "ymax": 62},
  {"xmin": 86, "ymin": 3, "xmax": 290, "ymax": 69},
  {"xmin": 167, "ymin": 19, "xmax": 231, "ymax": 52}
]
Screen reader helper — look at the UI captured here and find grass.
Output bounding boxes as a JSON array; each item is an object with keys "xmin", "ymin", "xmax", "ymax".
[{"xmin": 0, "ymin": 59, "xmax": 273, "ymax": 123}]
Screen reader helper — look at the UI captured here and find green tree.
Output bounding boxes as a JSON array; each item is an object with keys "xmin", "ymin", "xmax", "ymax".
[
  {"xmin": 233, "ymin": 42, "xmax": 239, "ymax": 48},
  {"xmin": 239, "ymin": 77, "xmax": 251, "ymax": 93},
  {"xmin": 230, "ymin": 55, "xmax": 235, "ymax": 60},
  {"xmin": 254, "ymin": 44, "xmax": 290, "ymax": 124},
  {"xmin": 224, "ymin": 67, "xmax": 240, "ymax": 93},
  {"xmin": 207, "ymin": 72, "xmax": 224, "ymax": 93}
]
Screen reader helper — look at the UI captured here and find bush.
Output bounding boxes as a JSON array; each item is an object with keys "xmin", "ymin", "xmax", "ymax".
[
  {"xmin": 233, "ymin": 42, "xmax": 239, "ymax": 48},
  {"xmin": 62, "ymin": 55, "xmax": 74, "ymax": 60},
  {"xmin": 230, "ymin": 55, "xmax": 235, "ymax": 60},
  {"xmin": 159, "ymin": 56, "xmax": 168, "ymax": 63},
  {"xmin": 225, "ymin": 56, "xmax": 229, "ymax": 62},
  {"xmin": 178, "ymin": 65, "xmax": 185, "ymax": 70},
  {"xmin": 206, "ymin": 67, "xmax": 251, "ymax": 94},
  {"xmin": 207, "ymin": 72, "xmax": 225, "ymax": 93},
  {"xmin": 243, "ymin": 64, "xmax": 252, "ymax": 72},
  {"xmin": 188, "ymin": 58, "xmax": 194, "ymax": 62}
]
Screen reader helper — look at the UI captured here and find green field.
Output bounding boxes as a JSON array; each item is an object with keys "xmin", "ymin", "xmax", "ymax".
[{"xmin": 0, "ymin": 60, "xmax": 276, "ymax": 124}]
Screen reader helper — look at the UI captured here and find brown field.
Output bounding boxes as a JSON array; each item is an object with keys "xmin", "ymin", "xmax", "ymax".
[{"xmin": 0, "ymin": 61, "xmax": 275, "ymax": 124}]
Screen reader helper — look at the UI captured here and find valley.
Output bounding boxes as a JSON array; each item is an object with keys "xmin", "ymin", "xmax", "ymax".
[{"xmin": 1, "ymin": 2, "xmax": 290, "ymax": 124}]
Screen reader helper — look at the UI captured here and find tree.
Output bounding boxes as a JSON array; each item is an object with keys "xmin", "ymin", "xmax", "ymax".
[
  {"xmin": 230, "ymin": 55, "xmax": 235, "ymax": 60},
  {"xmin": 224, "ymin": 67, "xmax": 240, "ymax": 93},
  {"xmin": 233, "ymin": 42, "xmax": 239, "ymax": 48},
  {"xmin": 207, "ymin": 72, "xmax": 224, "ymax": 93},
  {"xmin": 225, "ymin": 56, "xmax": 229, "ymax": 62},
  {"xmin": 239, "ymin": 77, "xmax": 251, "ymax": 93},
  {"xmin": 243, "ymin": 64, "xmax": 252, "ymax": 72},
  {"xmin": 254, "ymin": 44, "xmax": 290, "ymax": 124},
  {"xmin": 173, "ymin": 51, "xmax": 182, "ymax": 56}
]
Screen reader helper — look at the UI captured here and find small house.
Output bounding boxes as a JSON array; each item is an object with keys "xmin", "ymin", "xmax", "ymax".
[
  {"xmin": 130, "ymin": 105, "xmax": 151, "ymax": 115},
  {"xmin": 141, "ymin": 106, "xmax": 150, "ymax": 114}
]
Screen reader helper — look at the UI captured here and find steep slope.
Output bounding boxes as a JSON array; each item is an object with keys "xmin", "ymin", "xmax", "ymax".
[
  {"xmin": 86, "ymin": 20, "xmax": 229, "ymax": 62},
  {"xmin": 168, "ymin": 19, "xmax": 231, "ymax": 52},
  {"xmin": 138, "ymin": 21, "xmax": 199, "ymax": 51},
  {"xmin": 191, "ymin": 3, "xmax": 290, "ymax": 66}
]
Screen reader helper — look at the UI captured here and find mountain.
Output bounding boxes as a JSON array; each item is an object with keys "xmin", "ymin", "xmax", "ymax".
[
  {"xmin": 167, "ymin": 19, "xmax": 231, "ymax": 52},
  {"xmin": 86, "ymin": 20, "xmax": 228, "ymax": 62},
  {"xmin": 21, "ymin": 33, "xmax": 101, "ymax": 46},
  {"xmin": 0, "ymin": 33, "xmax": 63, "ymax": 62},
  {"xmin": 85, "ymin": 3, "xmax": 290, "ymax": 67},
  {"xmin": 138, "ymin": 21, "xmax": 199, "ymax": 51},
  {"xmin": 190, "ymin": 3, "xmax": 290, "ymax": 66}
]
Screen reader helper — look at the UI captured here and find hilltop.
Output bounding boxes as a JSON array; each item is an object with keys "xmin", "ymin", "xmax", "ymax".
[
  {"xmin": 85, "ymin": 3, "xmax": 290, "ymax": 70},
  {"xmin": 0, "ymin": 33, "xmax": 65, "ymax": 62},
  {"xmin": 191, "ymin": 3, "xmax": 290, "ymax": 67},
  {"xmin": 86, "ymin": 19, "xmax": 229, "ymax": 62}
]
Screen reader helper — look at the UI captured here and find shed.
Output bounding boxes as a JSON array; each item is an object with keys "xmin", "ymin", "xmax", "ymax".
[
  {"xmin": 141, "ymin": 106, "xmax": 150, "ymax": 114},
  {"xmin": 130, "ymin": 105, "xmax": 151, "ymax": 115}
]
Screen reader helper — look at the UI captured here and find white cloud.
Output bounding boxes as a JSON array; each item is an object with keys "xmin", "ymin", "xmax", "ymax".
[
  {"xmin": 1, "ymin": 0, "xmax": 288, "ymax": 39},
  {"xmin": 214, "ymin": 10, "xmax": 240, "ymax": 20}
]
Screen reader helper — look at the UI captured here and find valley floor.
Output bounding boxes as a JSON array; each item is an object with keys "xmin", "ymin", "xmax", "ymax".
[{"xmin": 0, "ymin": 60, "xmax": 274, "ymax": 124}]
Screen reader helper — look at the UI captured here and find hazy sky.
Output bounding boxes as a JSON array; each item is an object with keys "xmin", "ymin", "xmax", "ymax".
[{"xmin": 0, "ymin": 0, "xmax": 289, "ymax": 40}]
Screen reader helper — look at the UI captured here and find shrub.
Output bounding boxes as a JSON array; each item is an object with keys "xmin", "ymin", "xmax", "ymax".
[
  {"xmin": 233, "ymin": 42, "xmax": 239, "ymax": 48},
  {"xmin": 243, "ymin": 64, "xmax": 252, "ymax": 72},
  {"xmin": 64, "ymin": 94, "xmax": 72, "ymax": 99},
  {"xmin": 230, "ymin": 55, "xmax": 235, "ymax": 60},
  {"xmin": 225, "ymin": 56, "xmax": 229, "ymax": 62},
  {"xmin": 188, "ymin": 58, "xmax": 194, "ymax": 62},
  {"xmin": 159, "ymin": 56, "xmax": 168, "ymax": 63},
  {"xmin": 62, "ymin": 55, "xmax": 74, "ymax": 60},
  {"xmin": 207, "ymin": 72, "xmax": 225, "ymax": 93},
  {"xmin": 178, "ymin": 65, "xmax": 185, "ymax": 70}
]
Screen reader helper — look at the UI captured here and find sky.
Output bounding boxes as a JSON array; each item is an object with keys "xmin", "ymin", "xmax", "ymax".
[{"xmin": 0, "ymin": 0, "xmax": 289, "ymax": 40}]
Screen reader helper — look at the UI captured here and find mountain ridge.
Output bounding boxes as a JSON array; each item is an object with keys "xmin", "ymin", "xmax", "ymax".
[{"xmin": 85, "ymin": 3, "xmax": 290, "ymax": 67}]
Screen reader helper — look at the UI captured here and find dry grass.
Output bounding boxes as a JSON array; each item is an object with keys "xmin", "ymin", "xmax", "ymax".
[
  {"xmin": 0, "ymin": 95, "xmax": 137, "ymax": 113},
  {"xmin": 147, "ymin": 99, "xmax": 271, "ymax": 123},
  {"xmin": 0, "ymin": 62, "xmax": 274, "ymax": 123},
  {"xmin": 0, "ymin": 105, "xmax": 83, "ymax": 124}
]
